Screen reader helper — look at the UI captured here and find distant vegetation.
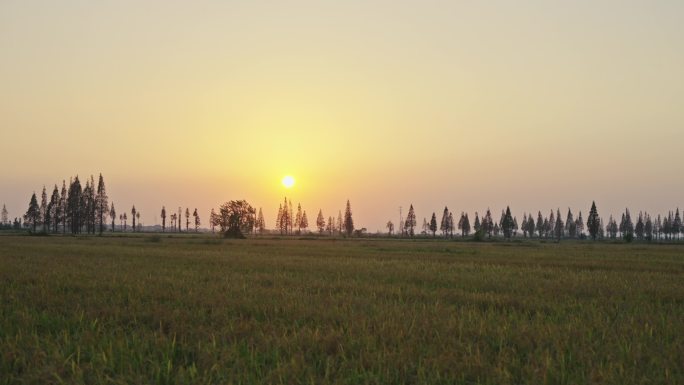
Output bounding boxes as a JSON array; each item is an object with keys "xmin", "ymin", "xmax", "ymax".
[{"xmin": 3, "ymin": 174, "xmax": 683, "ymax": 242}]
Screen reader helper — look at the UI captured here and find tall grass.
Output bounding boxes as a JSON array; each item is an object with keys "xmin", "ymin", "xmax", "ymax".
[{"xmin": 0, "ymin": 236, "xmax": 682, "ymax": 384}]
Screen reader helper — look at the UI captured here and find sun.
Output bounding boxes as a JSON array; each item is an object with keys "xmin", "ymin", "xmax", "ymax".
[{"xmin": 282, "ymin": 175, "xmax": 295, "ymax": 189}]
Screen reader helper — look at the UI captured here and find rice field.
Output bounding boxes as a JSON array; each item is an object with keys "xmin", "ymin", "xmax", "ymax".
[{"xmin": 1, "ymin": 235, "xmax": 683, "ymax": 384}]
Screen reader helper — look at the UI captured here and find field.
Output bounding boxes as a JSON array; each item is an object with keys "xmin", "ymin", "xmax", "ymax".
[{"xmin": 1, "ymin": 235, "xmax": 683, "ymax": 384}]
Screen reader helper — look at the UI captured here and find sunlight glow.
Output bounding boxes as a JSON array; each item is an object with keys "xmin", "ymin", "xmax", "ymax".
[{"xmin": 282, "ymin": 175, "xmax": 295, "ymax": 189}]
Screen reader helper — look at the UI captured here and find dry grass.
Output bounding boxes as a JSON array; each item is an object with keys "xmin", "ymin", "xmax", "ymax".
[{"xmin": 1, "ymin": 235, "xmax": 683, "ymax": 384}]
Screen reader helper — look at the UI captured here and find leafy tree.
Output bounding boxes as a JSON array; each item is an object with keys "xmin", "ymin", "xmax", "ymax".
[
  {"xmin": 429, "ymin": 212, "xmax": 438, "ymax": 237},
  {"xmin": 404, "ymin": 204, "xmax": 416, "ymax": 237},
  {"xmin": 210, "ymin": 209, "xmax": 217, "ymax": 233},
  {"xmin": 344, "ymin": 200, "xmax": 354, "ymax": 236},
  {"xmin": 178, "ymin": 207, "xmax": 182, "ymax": 232},
  {"xmin": 386, "ymin": 220, "xmax": 394, "ymax": 235},
  {"xmin": 213, "ymin": 200, "xmax": 256, "ymax": 238},
  {"xmin": 587, "ymin": 201, "xmax": 600, "ymax": 240},
  {"xmin": 24, "ymin": 192, "xmax": 41, "ymax": 232},
  {"xmin": 316, "ymin": 210, "xmax": 325, "ymax": 234}
]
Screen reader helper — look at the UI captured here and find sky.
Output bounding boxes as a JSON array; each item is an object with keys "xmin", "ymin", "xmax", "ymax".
[{"xmin": 1, "ymin": 0, "xmax": 683, "ymax": 231}]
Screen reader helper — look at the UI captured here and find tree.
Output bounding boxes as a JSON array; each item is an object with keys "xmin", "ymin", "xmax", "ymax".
[
  {"xmin": 429, "ymin": 212, "xmax": 438, "ymax": 237},
  {"xmin": 473, "ymin": 212, "xmax": 481, "ymax": 233},
  {"xmin": 337, "ymin": 211, "xmax": 343, "ymax": 235},
  {"xmin": 48, "ymin": 185, "xmax": 60, "ymax": 232},
  {"xmin": 344, "ymin": 200, "xmax": 354, "ymax": 236},
  {"xmin": 674, "ymin": 209, "xmax": 682, "ymax": 240},
  {"xmin": 576, "ymin": 211, "xmax": 585, "ymax": 238},
  {"xmin": 440, "ymin": 207, "xmax": 450, "ymax": 238},
  {"xmin": 59, "ymin": 180, "xmax": 67, "ymax": 234},
  {"xmin": 554, "ymin": 209, "xmax": 564, "ymax": 241},
  {"xmin": 482, "ymin": 209, "xmax": 494, "ymax": 238},
  {"xmin": 644, "ymin": 214, "xmax": 653, "ymax": 241},
  {"xmin": 123, "ymin": 213, "xmax": 128, "ymax": 232},
  {"xmin": 213, "ymin": 200, "xmax": 256, "ymax": 238},
  {"xmin": 256, "ymin": 208, "xmax": 265, "ymax": 234},
  {"xmin": 24, "ymin": 192, "xmax": 41, "ymax": 232},
  {"xmin": 587, "ymin": 201, "xmax": 600, "ymax": 240},
  {"xmin": 635, "ymin": 212, "xmax": 645, "ymax": 240},
  {"xmin": 185, "ymin": 208, "xmax": 190, "ymax": 232},
  {"xmin": 327, "ymin": 216, "xmax": 334, "ymax": 235},
  {"xmin": 161, "ymin": 206, "xmax": 167, "ymax": 232},
  {"xmin": 316, "ymin": 210, "xmax": 326, "ymax": 234},
  {"xmin": 300, "ymin": 211, "xmax": 309, "ymax": 233},
  {"xmin": 131, "ymin": 206, "xmax": 137, "ymax": 232},
  {"xmin": 110, "ymin": 203, "xmax": 116, "ymax": 232},
  {"xmin": 421, "ymin": 218, "xmax": 428, "ymax": 235},
  {"xmin": 404, "ymin": 204, "xmax": 416, "ymax": 237},
  {"xmin": 565, "ymin": 209, "xmax": 576, "ymax": 238},
  {"xmin": 40, "ymin": 186, "xmax": 48, "ymax": 232},
  {"xmin": 95, "ymin": 174, "xmax": 108, "ymax": 235},
  {"xmin": 501, "ymin": 206, "xmax": 514, "ymax": 240},
  {"xmin": 193, "ymin": 208, "xmax": 200, "ymax": 231},
  {"xmin": 209, "ymin": 209, "xmax": 216, "ymax": 233},
  {"xmin": 295, "ymin": 203, "xmax": 303, "ymax": 234},
  {"xmin": 1, "ymin": 204, "xmax": 8, "ymax": 225},
  {"xmin": 67, "ymin": 177, "xmax": 83, "ymax": 234},
  {"xmin": 178, "ymin": 207, "xmax": 182, "ymax": 232},
  {"xmin": 536, "ymin": 211, "xmax": 544, "ymax": 238},
  {"xmin": 386, "ymin": 220, "xmax": 394, "ymax": 235}
]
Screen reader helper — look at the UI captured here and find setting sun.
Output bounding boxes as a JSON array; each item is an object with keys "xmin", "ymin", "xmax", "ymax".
[{"xmin": 282, "ymin": 175, "xmax": 295, "ymax": 189}]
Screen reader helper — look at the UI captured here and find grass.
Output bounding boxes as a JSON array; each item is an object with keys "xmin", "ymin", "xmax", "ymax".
[{"xmin": 0, "ymin": 235, "xmax": 683, "ymax": 384}]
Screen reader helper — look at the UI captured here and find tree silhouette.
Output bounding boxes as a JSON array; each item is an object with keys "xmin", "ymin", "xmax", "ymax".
[
  {"xmin": 213, "ymin": 200, "xmax": 255, "ymax": 238},
  {"xmin": 96, "ymin": 174, "xmax": 108, "ymax": 235},
  {"xmin": 344, "ymin": 200, "xmax": 354, "ymax": 236},
  {"xmin": 429, "ymin": 212, "xmax": 437, "ymax": 237},
  {"xmin": 161, "ymin": 206, "xmax": 167, "ymax": 232},
  {"xmin": 295, "ymin": 203, "xmax": 303, "ymax": 234},
  {"xmin": 501, "ymin": 206, "xmax": 514, "ymax": 240},
  {"xmin": 554, "ymin": 209, "xmax": 564, "ymax": 241},
  {"xmin": 257, "ymin": 208, "xmax": 265, "ymax": 234},
  {"xmin": 440, "ymin": 207, "xmax": 450, "ymax": 238},
  {"xmin": 587, "ymin": 201, "xmax": 600, "ymax": 240},
  {"xmin": 1, "ymin": 204, "xmax": 8, "ymax": 225},
  {"xmin": 59, "ymin": 181, "xmax": 67, "ymax": 234},
  {"xmin": 316, "ymin": 210, "xmax": 325, "ymax": 234},
  {"xmin": 39, "ymin": 186, "xmax": 48, "ymax": 232},
  {"xmin": 131, "ymin": 206, "xmax": 137, "ymax": 232},
  {"xmin": 386, "ymin": 220, "xmax": 394, "ymax": 235},
  {"xmin": 24, "ymin": 192, "xmax": 40, "ymax": 232},
  {"xmin": 109, "ymin": 203, "xmax": 116, "ymax": 232},
  {"xmin": 185, "ymin": 208, "xmax": 190, "ymax": 232},
  {"xmin": 193, "ymin": 208, "xmax": 200, "ymax": 232},
  {"xmin": 300, "ymin": 211, "xmax": 308, "ymax": 233},
  {"xmin": 48, "ymin": 185, "xmax": 60, "ymax": 232},
  {"xmin": 404, "ymin": 204, "xmax": 416, "ymax": 237}
]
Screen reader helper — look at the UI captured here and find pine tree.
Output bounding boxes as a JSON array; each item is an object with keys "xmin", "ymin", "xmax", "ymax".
[
  {"xmin": 473, "ymin": 212, "xmax": 481, "ymax": 233},
  {"xmin": 587, "ymin": 201, "xmax": 600, "ymax": 240},
  {"xmin": 483, "ymin": 209, "xmax": 494, "ymax": 238},
  {"xmin": 59, "ymin": 181, "xmax": 67, "ymax": 234},
  {"xmin": 131, "ymin": 206, "xmax": 137, "ymax": 232},
  {"xmin": 565, "ymin": 209, "xmax": 576, "ymax": 238},
  {"xmin": 644, "ymin": 214, "xmax": 653, "ymax": 241},
  {"xmin": 185, "ymin": 208, "xmax": 190, "ymax": 232},
  {"xmin": 295, "ymin": 203, "xmax": 303, "ymax": 234},
  {"xmin": 193, "ymin": 208, "xmax": 200, "ymax": 231},
  {"xmin": 67, "ymin": 177, "xmax": 83, "ymax": 234},
  {"xmin": 316, "ymin": 210, "xmax": 325, "ymax": 234},
  {"xmin": 674, "ymin": 208, "xmax": 682, "ymax": 240},
  {"xmin": 429, "ymin": 212, "xmax": 438, "ymax": 237},
  {"xmin": 110, "ymin": 203, "xmax": 116, "ymax": 232},
  {"xmin": 48, "ymin": 185, "xmax": 60, "ymax": 233},
  {"xmin": 40, "ymin": 186, "xmax": 48, "ymax": 232},
  {"xmin": 501, "ymin": 206, "xmax": 514, "ymax": 240},
  {"xmin": 96, "ymin": 174, "xmax": 108, "ymax": 235},
  {"xmin": 448, "ymin": 212, "xmax": 454, "ymax": 238},
  {"xmin": 635, "ymin": 212, "xmax": 645, "ymax": 240},
  {"xmin": 210, "ymin": 208, "xmax": 217, "ymax": 233},
  {"xmin": 344, "ymin": 200, "xmax": 354, "ymax": 236},
  {"xmin": 1, "ymin": 204, "xmax": 8, "ymax": 225},
  {"xmin": 300, "ymin": 211, "xmax": 308, "ymax": 233},
  {"xmin": 440, "ymin": 207, "xmax": 450, "ymax": 238},
  {"xmin": 257, "ymin": 208, "xmax": 265, "ymax": 234},
  {"xmin": 554, "ymin": 209, "xmax": 564, "ymax": 241},
  {"xmin": 576, "ymin": 211, "xmax": 585, "ymax": 238},
  {"xmin": 24, "ymin": 192, "xmax": 40, "ymax": 232},
  {"xmin": 536, "ymin": 211, "xmax": 544, "ymax": 238},
  {"xmin": 405, "ymin": 204, "xmax": 416, "ymax": 237}
]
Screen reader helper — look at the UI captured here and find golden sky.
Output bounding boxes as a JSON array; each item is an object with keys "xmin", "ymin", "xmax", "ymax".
[{"xmin": 1, "ymin": 0, "xmax": 683, "ymax": 230}]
